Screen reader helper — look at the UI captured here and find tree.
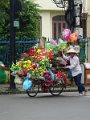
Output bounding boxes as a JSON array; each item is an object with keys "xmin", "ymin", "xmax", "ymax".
[
  {"xmin": 0, "ymin": 0, "xmax": 40, "ymax": 90},
  {"xmin": 0, "ymin": 0, "xmax": 40, "ymax": 39},
  {"xmin": 0, "ymin": 0, "xmax": 10, "ymax": 39},
  {"xmin": 17, "ymin": 0, "xmax": 40, "ymax": 39}
]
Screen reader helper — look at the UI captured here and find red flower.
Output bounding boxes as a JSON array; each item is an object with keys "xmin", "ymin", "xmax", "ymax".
[
  {"xmin": 28, "ymin": 48, "xmax": 35, "ymax": 56},
  {"xmin": 56, "ymin": 71, "xmax": 66, "ymax": 79},
  {"xmin": 48, "ymin": 55, "xmax": 53, "ymax": 59}
]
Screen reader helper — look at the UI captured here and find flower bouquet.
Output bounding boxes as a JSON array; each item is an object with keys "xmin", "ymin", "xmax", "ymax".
[{"xmin": 10, "ymin": 47, "xmax": 55, "ymax": 82}]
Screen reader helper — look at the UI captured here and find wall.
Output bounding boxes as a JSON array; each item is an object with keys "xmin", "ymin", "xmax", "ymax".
[
  {"xmin": 86, "ymin": 0, "xmax": 90, "ymax": 62},
  {"xmin": 34, "ymin": 0, "xmax": 64, "ymax": 10},
  {"xmin": 40, "ymin": 11, "xmax": 51, "ymax": 38},
  {"xmin": 34, "ymin": 0, "xmax": 64, "ymax": 39}
]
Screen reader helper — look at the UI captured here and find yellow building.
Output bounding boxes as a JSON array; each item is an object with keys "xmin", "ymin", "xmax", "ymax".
[
  {"xmin": 34, "ymin": 0, "xmax": 90, "ymax": 62},
  {"xmin": 34, "ymin": 0, "xmax": 67, "ymax": 39}
]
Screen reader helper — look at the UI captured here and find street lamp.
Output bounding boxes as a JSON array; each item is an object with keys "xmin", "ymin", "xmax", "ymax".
[
  {"xmin": 10, "ymin": 0, "xmax": 16, "ymax": 90},
  {"xmin": 9, "ymin": 0, "xmax": 22, "ymax": 90},
  {"xmin": 52, "ymin": 0, "xmax": 68, "ymax": 8}
]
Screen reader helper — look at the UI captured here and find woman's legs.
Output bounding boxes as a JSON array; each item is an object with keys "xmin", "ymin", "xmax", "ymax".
[{"xmin": 74, "ymin": 74, "xmax": 85, "ymax": 94}]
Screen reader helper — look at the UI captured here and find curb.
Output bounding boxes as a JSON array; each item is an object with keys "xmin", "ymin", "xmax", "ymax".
[
  {"xmin": 0, "ymin": 85, "xmax": 90, "ymax": 95},
  {"xmin": 0, "ymin": 88, "xmax": 89, "ymax": 95}
]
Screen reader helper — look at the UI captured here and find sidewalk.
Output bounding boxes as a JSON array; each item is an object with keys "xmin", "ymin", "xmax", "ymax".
[
  {"xmin": 0, "ymin": 84, "xmax": 90, "ymax": 94},
  {"xmin": 0, "ymin": 84, "xmax": 24, "ymax": 94}
]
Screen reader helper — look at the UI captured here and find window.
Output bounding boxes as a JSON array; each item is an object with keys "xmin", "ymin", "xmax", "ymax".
[{"xmin": 52, "ymin": 15, "xmax": 67, "ymax": 39}]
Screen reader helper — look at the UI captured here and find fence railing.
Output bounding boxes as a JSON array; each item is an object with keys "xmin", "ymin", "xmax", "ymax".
[
  {"xmin": 0, "ymin": 37, "xmax": 89, "ymax": 65},
  {"xmin": 0, "ymin": 40, "xmax": 40, "ymax": 65}
]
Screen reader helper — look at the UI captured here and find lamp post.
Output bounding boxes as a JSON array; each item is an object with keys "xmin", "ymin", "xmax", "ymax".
[
  {"xmin": 52, "ymin": 0, "xmax": 68, "ymax": 8},
  {"xmin": 10, "ymin": 0, "xmax": 16, "ymax": 90},
  {"xmin": 9, "ymin": 0, "xmax": 22, "ymax": 90}
]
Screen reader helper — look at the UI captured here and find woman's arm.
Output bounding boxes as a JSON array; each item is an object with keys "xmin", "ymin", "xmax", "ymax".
[
  {"xmin": 62, "ymin": 54, "xmax": 70, "ymax": 60},
  {"xmin": 66, "ymin": 56, "xmax": 78, "ymax": 69}
]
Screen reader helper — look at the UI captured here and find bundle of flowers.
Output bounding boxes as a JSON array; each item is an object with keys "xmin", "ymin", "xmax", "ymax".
[
  {"xmin": 10, "ymin": 47, "xmax": 55, "ymax": 80},
  {"xmin": 41, "ymin": 70, "xmax": 53, "ymax": 91},
  {"xmin": 55, "ymin": 71, "xmax": 67, "ymax": 87},
  {"xmin": 10, "ymin": 40, "xmax": 69, "ymax": 87}
]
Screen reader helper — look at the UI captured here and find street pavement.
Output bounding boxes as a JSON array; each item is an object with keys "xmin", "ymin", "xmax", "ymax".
[{"xmin": 0, "ymin": 92, "xmax": 90, "ymax": 120}]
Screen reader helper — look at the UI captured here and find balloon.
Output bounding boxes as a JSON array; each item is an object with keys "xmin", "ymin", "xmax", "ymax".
[
  {"xmin": 68, "ymin": 32, "xmax": 78, "ymax": 43},
  {"xmin": 62, "ymin": 29, "xmax": 71, "ymax": 41},
  {"xmin": 50, "ymin": 39, "xmax": 57, "ymax": 46},
  {"xmin": 53, "ymin": 46, "xmax": 58, "ymax": 51},
  {"xmin": 45, "ymin": 43, "xmax": 58, "ymax": 51},
  {"xmin": 59, "ymin": 43, "xmax": 67, "ymax": 49}
]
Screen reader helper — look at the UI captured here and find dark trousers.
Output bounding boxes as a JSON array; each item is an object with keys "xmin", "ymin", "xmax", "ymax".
[{"xmin": 73, "ymin": 73, "xmax": 85, "ymax": 94}]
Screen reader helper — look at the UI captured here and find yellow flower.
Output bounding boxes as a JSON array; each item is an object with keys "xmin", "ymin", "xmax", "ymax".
[
  {"xmin": 37, "ymin": 49, "xmax": 41, "ymax": 53},
  {"xmin": 40, "ymin": 72, "xmax": 44, "ymax": 75},
  {"xmin": 30, "ymin": 67, "xmax": 34, "ymax": 71},
  {"xmin": 27, "ymin": 64, "xmax": 31, "ymax": 69},
  {"xmin": 27, "ymin": 60, "xmax": 31, "ymax": 64}
]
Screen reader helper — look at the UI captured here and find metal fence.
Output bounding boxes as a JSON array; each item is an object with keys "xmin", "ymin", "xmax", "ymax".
[
  {"xmin": 0, "ymin": 39, "xmax": 39, "ymax": 65},
  {"xmin": 0, "ymin": 37, "xmax": 89, "ymax": 65}
]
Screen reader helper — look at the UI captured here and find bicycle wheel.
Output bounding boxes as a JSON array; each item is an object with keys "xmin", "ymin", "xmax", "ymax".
[
  {"xmin": 26, "ymin": 80, "xmax": 39, "ymax": 97},
  {"xmin": 49, "ymin": 79, "xmax": 64, "ymax": 96}
]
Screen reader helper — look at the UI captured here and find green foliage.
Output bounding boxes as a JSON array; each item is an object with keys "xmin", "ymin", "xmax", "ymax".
[
  {"xmin": 17, "ymin": 0, "xmax": 40, "ymax": 39},
  {"xmin": 0, "ymin": 0, "xmax": 10, "ymax": 38},
  {"xmin": 0, "ymin": 0, "xmax": 40, "ymax": 39}
]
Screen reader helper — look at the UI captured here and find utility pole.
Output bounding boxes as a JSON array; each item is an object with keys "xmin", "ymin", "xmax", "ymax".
[
  {"xmin": 9, "ymin": 0, "xmax": 22, "ymax": 90},
  {"xmin": 9, "ymin": 0, "xmax": 16, "ymax": 90}
]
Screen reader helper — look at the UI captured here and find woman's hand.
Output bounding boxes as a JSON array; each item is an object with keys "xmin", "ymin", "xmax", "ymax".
[
  {"xmin": 59, "ymin": 66, "xmax": 69, "ymax": 69},
  {"xmin": 56, "ymin": 57, "xmax": 60, "ymax": 61},
  {"xmin": 64, "ymin": 66, "xmax": 69, "ymax": 69}
]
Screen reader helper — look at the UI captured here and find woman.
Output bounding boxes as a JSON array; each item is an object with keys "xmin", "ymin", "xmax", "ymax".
[{"xmin": 62, "ymin": 47, "xmax": 87, "ymax": 96}]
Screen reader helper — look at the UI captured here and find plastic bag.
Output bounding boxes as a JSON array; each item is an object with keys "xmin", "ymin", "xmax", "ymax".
[
  {"xmin": 23, "ymin": 77, "xmax": 32, "ymax": 90},
  {"xmin": 14, "ymin": 75, "xmax": 22, "ymax": 85},
  {"xmin": 48, "ymin": 68, "xmax": 55, "ymax": 80}
]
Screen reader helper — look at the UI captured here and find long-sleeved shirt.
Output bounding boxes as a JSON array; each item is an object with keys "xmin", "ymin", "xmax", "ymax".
[{"xmin": 63, "ymin": 54, "xmax": 82, "ymax": 77}]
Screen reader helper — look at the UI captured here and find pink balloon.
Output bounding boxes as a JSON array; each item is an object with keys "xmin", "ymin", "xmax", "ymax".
[
  {"xmin": 50, "ymin": 39, "xmax": 57, "ymax": 46},
  {"xmin": 62, "ymin": 29, "xmax": 71, "ymax": 41}
]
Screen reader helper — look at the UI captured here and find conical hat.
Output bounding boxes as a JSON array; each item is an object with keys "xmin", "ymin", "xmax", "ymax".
[{"xmin": 67, "ymin": 48, "xmax": 77, "ymax": 54}]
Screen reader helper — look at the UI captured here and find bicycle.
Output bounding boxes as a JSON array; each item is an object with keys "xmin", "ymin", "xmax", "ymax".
[{"xmin": 26, "ymin": 76, "xmax": 65, "ymax": 97}]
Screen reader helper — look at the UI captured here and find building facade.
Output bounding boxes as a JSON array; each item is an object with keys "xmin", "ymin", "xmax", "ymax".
[
  {"xmin": 34, "ymin": 0, "xmax": 90, "ymax": 62},
  {"xmin": 34, "ymin": 0, "xmax": 67, "ymax": 39},
  {"xmin": 83, "ymin": 0, "xmax": 90, "ymax": 62}
]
